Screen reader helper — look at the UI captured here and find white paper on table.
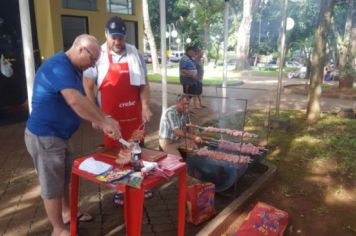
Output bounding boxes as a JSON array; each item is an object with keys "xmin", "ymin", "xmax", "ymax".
[{"xmin": 78, "ymin": 157, "xmax": 112, "ymax": 175}]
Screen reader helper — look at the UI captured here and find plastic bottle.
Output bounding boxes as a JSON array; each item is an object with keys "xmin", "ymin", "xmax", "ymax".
[{"xmin": 131, "ymin": 141, "xmax": 142, "ymax": 171}]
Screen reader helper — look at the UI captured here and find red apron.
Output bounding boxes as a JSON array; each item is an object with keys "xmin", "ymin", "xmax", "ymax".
[{"xmin": 100, "ymin": 53, "xmax": 142, "ymax": 147}]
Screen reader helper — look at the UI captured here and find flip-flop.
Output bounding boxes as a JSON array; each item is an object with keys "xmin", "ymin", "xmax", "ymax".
[
  {"xmin": 114, "ymin": 192, "xmax": 124, "ymax": 206},
  {"xmin": 64, "ymin": 212, "xmax": 93, "ymax": 225},
  {"xmin": 144, "ymin": 190, "xmax": 153, "ymax": 199},
  {"xmin": 77, "ymin": 212, "xmax": 93, "ymax": 222},
  {"xmin": 114, "ymin": 190, "xmax": 153, "ymax": 206},
  {"xmin": 51, "ymin": 229, "xmax": 71, "ymax": 236}
]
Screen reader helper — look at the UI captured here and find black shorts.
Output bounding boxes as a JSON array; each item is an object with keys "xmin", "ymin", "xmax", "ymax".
[{"xmin": 183, "ymin": 83, "xmax": 200, "ymax": 96}]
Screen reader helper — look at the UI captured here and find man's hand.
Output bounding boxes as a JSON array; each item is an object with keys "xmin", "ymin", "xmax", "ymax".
[
  {"xmin": 142, "ymin": 105, "xmax": 152, "ymax": 123},
  {"xmin": 99, "ymin": 116, "xmax": 122, "ymax": 140},
  {"xmin": 193, "ymin": 135, "xmax": 203, "ymax": 144}
]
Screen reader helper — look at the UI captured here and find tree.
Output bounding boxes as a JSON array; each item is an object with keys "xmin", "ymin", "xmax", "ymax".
[
  {"xmin": 185, "ymin": 0, "xmax": 225, "ymax": 53},
  {"xmin": 332, "ymin": 0, "xmax": 356, "ymax": 88},
  {"xmin": 306, "ymin": 0, "xmax": 336, "ymax": 123},
  {"xmin": 286, "ymin": 0, "xmax": 319, "ymax": 79},
  {"xmin": 235, "ymin": 0, "xmax": 255, "ymax": 70},
  {"xmin": 142, "ymin": 0, "xmax": 160, "ymax": 74},
  {"xmin": 335, "ymin": 0, "xmax": 353, "ymax": 70}
]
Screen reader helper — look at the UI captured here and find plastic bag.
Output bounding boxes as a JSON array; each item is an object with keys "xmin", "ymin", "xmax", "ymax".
[
  {"xmin": 186, "ymin": 182, "xmax": 216, "ymax": 225},
  {"xmin": 235, "ymin": 202, "xmax": 289, "ymax": 236},
  {"xmin": 0, "ymin": 54, "xmax": 13, "ymax": 78}
]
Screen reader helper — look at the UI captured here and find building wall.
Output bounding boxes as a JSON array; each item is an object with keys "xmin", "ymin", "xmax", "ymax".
[{"xmin": 34, "ymin": 0, "xmax": 143, "ymax": 60}]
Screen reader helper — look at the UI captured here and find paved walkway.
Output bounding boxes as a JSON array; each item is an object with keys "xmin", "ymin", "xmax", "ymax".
[{"xmin": 0, "ymin": 82, "xmax": 354, "ymax": 236}]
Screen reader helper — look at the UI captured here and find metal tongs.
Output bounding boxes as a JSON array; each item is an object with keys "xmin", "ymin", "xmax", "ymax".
[
  {"xmin": 117, "ymin": 122, "xmax": 146, "ymax": 149},
  {"xmin": 118, "ymin": 137, "xmax": 132, "ymax": 149}
]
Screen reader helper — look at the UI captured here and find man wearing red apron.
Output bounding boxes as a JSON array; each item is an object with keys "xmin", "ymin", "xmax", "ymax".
[
  {"xmin": 84, "ymin": 16, "xmax": 152, "ymax": 147},
  {"xmin": 84, "ymin": 16, "xmax": 152, "ymax": 206},
  {"xmin": 100, "ymin": 48, "xmax": 143, "ymax": 146}
]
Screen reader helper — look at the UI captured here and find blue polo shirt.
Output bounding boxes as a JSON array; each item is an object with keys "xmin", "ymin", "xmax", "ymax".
[
  {"xmin": 27, "ymin": 52, "xmax": 85, "ymax": 140},
  {"xmin": 179, "ymin": 55, "xmax": 197, "ymax": 85}
]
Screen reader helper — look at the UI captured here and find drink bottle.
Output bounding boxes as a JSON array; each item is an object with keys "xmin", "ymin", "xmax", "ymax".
[{"xmin": 131, "ymin": 141, "xmax": 142, "ymax": 171}]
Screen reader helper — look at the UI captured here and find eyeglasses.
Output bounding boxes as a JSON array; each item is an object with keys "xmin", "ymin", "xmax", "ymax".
[{"xmin": 83, "ymin": 46, "xmax": 98, "ymax": 62}]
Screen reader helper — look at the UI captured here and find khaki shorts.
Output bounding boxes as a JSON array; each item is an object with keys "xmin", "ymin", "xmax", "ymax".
[{"xmin": 25, "ymin": 128, "xmax": 73, "ymax": 199}]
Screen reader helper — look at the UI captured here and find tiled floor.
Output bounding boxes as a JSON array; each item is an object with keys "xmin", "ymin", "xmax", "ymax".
[{"xmin": 0, "ymin": 97, "xmax": 219, "ymax": 236}]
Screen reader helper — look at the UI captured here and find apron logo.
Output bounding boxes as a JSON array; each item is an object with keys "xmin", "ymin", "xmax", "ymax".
[
  {"xmin": 119, "ymin": 70, "xmax": 129, "ymax": 74},
  {"xmin": 119, "ymin": 100, "xmax": 136, "ymax": 108}
]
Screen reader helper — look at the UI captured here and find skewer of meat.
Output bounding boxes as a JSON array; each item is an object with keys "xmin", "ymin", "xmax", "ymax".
[
  {"xmin": 218, "ymin": 139, "xmax": 266, "ymax": 155},
  {"xmin": 195, "ymin": 147, "xmax": 251, "ymax": 164},
  {"xmin": 204, "ymin": 126, "xmax": 258, "ymax": 138},
  {"xmin": 186, "ymin": 124, "xmax": 257, "ymax": 138}
]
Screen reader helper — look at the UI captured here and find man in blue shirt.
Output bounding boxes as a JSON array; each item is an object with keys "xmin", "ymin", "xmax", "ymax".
[
  {"xmin": 179, "ymin": 46, "xmax": 200, "ymax": 108},
  {"xmin": 25, "ymin": 34, "xmax": 121, "ymax": 236}
]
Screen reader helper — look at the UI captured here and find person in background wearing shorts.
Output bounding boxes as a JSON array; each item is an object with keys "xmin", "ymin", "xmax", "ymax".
[
  {"xmin": 179, "ymin": 46, "xmax": 200, "ymax": 108},
  {"xmin": 193, "ymin": 47, "xmax": 206, "ymax": 108},
  {"xmin": 25, "ymin": 34, "xmax": 121, "ymax": 236}
]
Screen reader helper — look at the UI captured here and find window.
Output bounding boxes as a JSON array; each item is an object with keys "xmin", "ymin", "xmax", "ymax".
[
  {"xmin": 124, "ymin": 21, "xmax": 138, "ymax": 48},
  {"xmin": 62, "ymin": 0, "xmax": 97, "ymax": 11},
  {"xmin": 61, "ymin": 16, "xmax": 88, "ymax": 50},
  {"xmin": 107, "ymin": 0, "xmax": 133, "ymax": 15}
]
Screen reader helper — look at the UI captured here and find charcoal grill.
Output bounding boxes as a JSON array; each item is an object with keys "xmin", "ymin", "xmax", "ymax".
[{"xmin": 185, "ymin": 143, "xmax": 266, "ymax": 192}]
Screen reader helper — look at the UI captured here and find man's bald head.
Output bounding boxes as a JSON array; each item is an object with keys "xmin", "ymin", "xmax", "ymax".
[
  {"xmin": 73, "ymin": 34, "xmax": 99, "ymax": 51},
  {"xmin": 66, "ymin": 34, "xmax": 100, "ymax": 70}
]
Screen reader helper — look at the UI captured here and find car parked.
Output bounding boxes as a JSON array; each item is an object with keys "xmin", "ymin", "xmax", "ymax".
[
  {"xmin": 257, "ymin": 62, "xmax": 278, "ymax": 69},
  {"xmin": 143, "ymin": 53, "xmax": 152, "ymax": 64},
  {"xmin": 286, "ymin": 61, "xmax": 302, "ymax": 68},
  {"xmin": 169, "ymin": 51, "xmax": 184, "ymax": 63},
  {"xmin": 227, "ymin": 59, "xmax": 237, "ymax": 66}
]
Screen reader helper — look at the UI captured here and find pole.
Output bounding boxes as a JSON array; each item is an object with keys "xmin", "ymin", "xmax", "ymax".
[
  {"xmin": 160, "ymin": 0, "xmax": 167, "ymax": 112},
  {"xmin": 222, "ymin": 0, "xmax": 229, "ymax": 112},
  {"xmin": 19, "ymin": 0, "xmax": 35, "ymax": 113},
  {"xmin": 168, "ymin": 25, "xmax": 171, "ymax": 53},
  {"xmin": 275, "ymin": 0, "xmax": 288, "ymax": 116}
]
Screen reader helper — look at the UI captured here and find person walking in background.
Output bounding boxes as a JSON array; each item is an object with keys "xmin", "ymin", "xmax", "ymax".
[
  {"xmin": 83, "ymin": 16, "xmax": 152, "ymax": 206},
  {"xmin": 179, "ymin": 46, "xmax": 200, "ymax": 108},
  {"xmin": 24, "ymin": 34, "xmax": 121, "ymax": 236},
  {"xmin": 194, "ymin": 48, "xmax": 206, "ymax": 108}
]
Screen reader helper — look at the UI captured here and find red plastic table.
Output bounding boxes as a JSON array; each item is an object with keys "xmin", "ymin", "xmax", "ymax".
[{"xmin": 70, "ymin": 151, "xmax": 187, "ymax": 236}]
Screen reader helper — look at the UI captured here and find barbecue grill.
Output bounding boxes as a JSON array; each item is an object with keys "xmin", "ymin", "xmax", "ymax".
[{"xmin": 185, "ymin": 141, "xmax": 267, "ymax": 192}]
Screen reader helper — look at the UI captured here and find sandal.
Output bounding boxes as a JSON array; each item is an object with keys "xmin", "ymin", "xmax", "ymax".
[
  {"xmin": 63, "ymin": 212, "xmax": 94, "ymax": 225},
  {"xmin": 113, "ymin": 190, "xmax": 153, "ymax": 206},
  {"xmin": 114, "ymin": 191, "xmax": 124, "ymax": 206},
  {"xmin": 144, "ymin": 190, "xmax": 153, "ymax": 199}
]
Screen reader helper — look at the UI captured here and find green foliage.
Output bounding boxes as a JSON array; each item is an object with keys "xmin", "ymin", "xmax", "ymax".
[
  {"xmin": 148, "ymin": 0, "xmax": 191, "ymax": 50},
  {"xmin": 340, "ymin": 62, "xmax": 356, "ymax": 78},
  {"xmin": 266, "ymin": 111, "xmax": 356, "ymax": 177}
]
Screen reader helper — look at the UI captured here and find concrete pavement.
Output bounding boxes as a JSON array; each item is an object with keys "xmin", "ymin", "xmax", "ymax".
[{"xmin": 0, "ymin": 79, "xmax": 354, "ymax": 236}]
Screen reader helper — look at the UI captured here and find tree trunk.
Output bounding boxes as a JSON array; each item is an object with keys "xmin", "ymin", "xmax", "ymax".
[
  {"xmin": 338, "ymin": 0, "xmax": 353, "ymax": 71},
  {"xmin": 351, "ymin": 25, "xmax": 356, "ymax": 59},
  {"xmin": 142, "ymin": 0, "xmax": 160, "ymax": 74},
  {"xmin": 235, "ymin": 0, "xmax": 254, "ymax": 70},
  {"xmin": 306, "ymin": 0, "xmax": 335, "ymax": 123},
  {"xmin": 348, "ymin": 1, "xmax": 356, "ymax": 64}
]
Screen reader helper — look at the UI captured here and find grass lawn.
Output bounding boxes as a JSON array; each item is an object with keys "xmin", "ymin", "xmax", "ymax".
[
  {"xmin": 147, "ymin": 73, "xmax": 242, "ymax": 86},
  {"xmin": 147, "ymin": 64, "xmax": 292, "ymax": 84},
  {"xmin": 244, "ymin": 110, "xmax": 356, "ymax": 235}
]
